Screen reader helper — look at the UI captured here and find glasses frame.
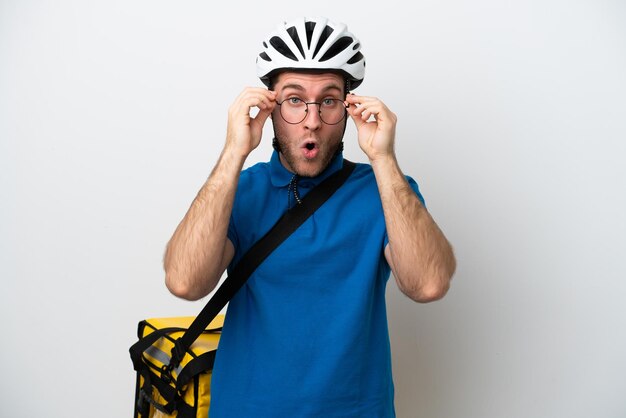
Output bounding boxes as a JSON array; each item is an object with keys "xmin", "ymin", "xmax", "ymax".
[{"xmin": 275, "ymin": 98, "xmax": 349, "ymax": 125}]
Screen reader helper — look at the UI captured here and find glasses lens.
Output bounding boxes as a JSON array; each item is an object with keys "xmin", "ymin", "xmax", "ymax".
[
  {"xmin": 279, "ymin": 99, "xmax": 307, "ymax": 124},
  {"xmin": 319, "ymin": 99, "xmax": 346, "ymax": 125}
]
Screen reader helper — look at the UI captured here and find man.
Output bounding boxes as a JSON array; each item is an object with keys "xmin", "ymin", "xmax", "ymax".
[{"xmin": 164, "ymin": 17, "xmax": 456, "ymax": 418}]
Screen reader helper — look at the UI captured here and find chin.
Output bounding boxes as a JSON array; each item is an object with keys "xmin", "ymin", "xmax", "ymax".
[{"xmin": 294, "ymin": 160, "xmax": 326, "ymax": 178}]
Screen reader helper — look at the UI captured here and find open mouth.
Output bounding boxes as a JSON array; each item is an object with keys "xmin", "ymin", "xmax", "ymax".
[{"xmin": 302, "ymin": 142, "xmax": 319, "ymax": 159}]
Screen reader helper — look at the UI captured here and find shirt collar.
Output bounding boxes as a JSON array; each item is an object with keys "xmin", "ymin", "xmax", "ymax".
[{"xmin": 269, "ymin": 149, "xmax": 345, "ymax": 188}]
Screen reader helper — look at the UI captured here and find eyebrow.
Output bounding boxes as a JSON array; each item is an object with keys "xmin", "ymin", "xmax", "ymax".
[{"xmin": 280, "ymin": 83, "xmax": 343, "ymax": 95}]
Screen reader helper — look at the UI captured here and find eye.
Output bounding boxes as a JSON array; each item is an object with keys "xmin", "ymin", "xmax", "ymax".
[
  {"xmin": 287, "ymin": 97, "xmax": 303, "ymax": 105},
  {"xmin": 322, "ymin": 98, "xmax": 337, "ymax": 107}
]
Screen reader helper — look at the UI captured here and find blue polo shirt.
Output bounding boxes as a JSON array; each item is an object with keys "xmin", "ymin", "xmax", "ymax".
[{"xmin": 209, "ymin": 151, "xmax": 424, "ymax": 418}]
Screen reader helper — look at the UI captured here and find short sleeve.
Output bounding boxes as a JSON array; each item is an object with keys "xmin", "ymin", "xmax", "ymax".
[{"xmin": 227, "ymin": 213, "xmax": 239, "ymax": 252}]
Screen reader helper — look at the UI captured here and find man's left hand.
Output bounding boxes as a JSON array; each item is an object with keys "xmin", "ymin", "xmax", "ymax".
[{"xmin": 345, "ymin": 93, "xmax": 397, "ymax": 162}]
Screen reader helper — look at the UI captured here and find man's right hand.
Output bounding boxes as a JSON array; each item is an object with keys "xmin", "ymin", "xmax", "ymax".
[{"xmin": 226, "ymin": 87, "xmax": 276, "ymax": 157}]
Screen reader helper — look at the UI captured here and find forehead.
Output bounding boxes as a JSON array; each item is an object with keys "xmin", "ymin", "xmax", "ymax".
[{"xmin": 273, "ymin": 71, "xmax": 344, "ymax": 93}]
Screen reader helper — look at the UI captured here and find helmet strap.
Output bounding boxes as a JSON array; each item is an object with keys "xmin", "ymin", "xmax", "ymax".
[{"xmin": 272, "ymin": 137, "xmax": 282, "ymax": 152}]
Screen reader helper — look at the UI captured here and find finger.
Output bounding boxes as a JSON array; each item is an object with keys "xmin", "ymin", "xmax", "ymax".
[
  {"xmin": 246, "ymin": 90, "xmax": 276, "ymax": 107},
  {"xmin": 240, "ymin": 87, "xmax": 276, "ymax": 99},
  {"xmin": 233, "ymin": 92, "xmax": 276, "ymax": 118},
  {"xmin": 347, "ymin": 95, "xmax": 385, "ymax": 113},
  {"xmin": 250, "ymin": 106, "xmax": 273, "ymax": 131},
  {"xmin": 347, "ymin": 105, "xmax": 367, "ymax": 130},
  {"xmin": 356, "ymin": 102, "xmax": 386, "ymax": 118},
  {"xmin": 346, "ymin": 93, "xmax": 368, "ymax": 103},
  {"xmin": 346, "ymin": 94, "xmax": 380, "ymax": 107},
  {"xmin": 348, "ymin": 101, "xmax": 368, "ymax": 118},
  {"xmin": 234, "ymin": 88, "xmax": 276, "ymax": 105},
  {"xmin": 359, "ymin": 102, "xmax": 394, "ymax": 123},
  {"xmin": 350, "ymin": 103, "xmax": 378, "ymax": 122}
]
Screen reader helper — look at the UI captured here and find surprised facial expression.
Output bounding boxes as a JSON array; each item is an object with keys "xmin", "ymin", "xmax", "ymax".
[{"xmin": 271, "ymin": 72, "xmax": 346, "ymax": 178}]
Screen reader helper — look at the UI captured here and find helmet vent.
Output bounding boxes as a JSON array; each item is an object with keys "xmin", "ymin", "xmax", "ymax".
[
  {"xmin": 347, "ymin": 52, "xmax": 363, "ymax": 64},
  {"xmin": 270, "ymin": 36, "xmax": 298, "ymax": 61},
  {"xmin": 305, "ymin": 21, "xmax": 316, "ymax": 49},
  {"xmin": 320, "ymin": 36, "xmax": 353, "ymax": 62},
  {"xmin": 286, "ymin": 26, "xmax": 305, "ymax": 59},
  {"xmin": 353, "ymin": 43, "xmax": 360, "ymax": 50},
  {"xmin": 287, "ymin": 26, "xmax": 304, "ymax": 56},
  {"xmin": 259, "ymin": 52, "xmax": 272, "ymax": 62},
  {"xmin": 312, "ymin": 26, "xmax": 334, "ymax": 59}
]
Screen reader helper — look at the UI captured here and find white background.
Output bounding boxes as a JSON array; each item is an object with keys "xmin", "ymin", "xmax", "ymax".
[{"xmin": 2, "ymin": 1, "xmax": 625, "ymax": 417}]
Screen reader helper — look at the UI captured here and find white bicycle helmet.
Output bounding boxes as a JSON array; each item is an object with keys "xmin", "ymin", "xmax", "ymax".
[{"xmin": 256, "ymin": 17, "xmax": 366, "ymax": 90}]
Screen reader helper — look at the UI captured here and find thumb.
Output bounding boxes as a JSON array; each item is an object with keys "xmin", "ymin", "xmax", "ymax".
[
  {"xmin": 250, "ymin": 107, "xmax": 272, "ymax": 132},
  {"xmin": 347, "ymin": 105, "xmax": 365, "ymax": 130}
]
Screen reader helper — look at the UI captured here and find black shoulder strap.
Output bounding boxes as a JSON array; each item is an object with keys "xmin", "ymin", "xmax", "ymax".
[{"xmin": 170, "ymin": 159, "xmax": 356, "ymax": 366}]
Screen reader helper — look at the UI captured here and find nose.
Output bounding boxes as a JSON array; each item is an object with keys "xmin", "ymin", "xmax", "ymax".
[{"xmin": 303, "ymin": 104, "xmax": 323, "ymax": 130}]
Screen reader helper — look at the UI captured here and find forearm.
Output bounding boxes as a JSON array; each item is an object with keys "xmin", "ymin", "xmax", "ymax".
[
  {"xmin": 164, "ymin": 146, "xmax": 245, "ymax": 300},
  {"xmin": 372, "ymin": 156, "xmax": 456, "ymax": 302}
]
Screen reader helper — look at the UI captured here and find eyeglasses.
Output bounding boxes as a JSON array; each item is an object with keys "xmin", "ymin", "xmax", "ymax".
[{"xmin": 275, "ymin": 97, "xmax": 348, "ymax": 125}]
